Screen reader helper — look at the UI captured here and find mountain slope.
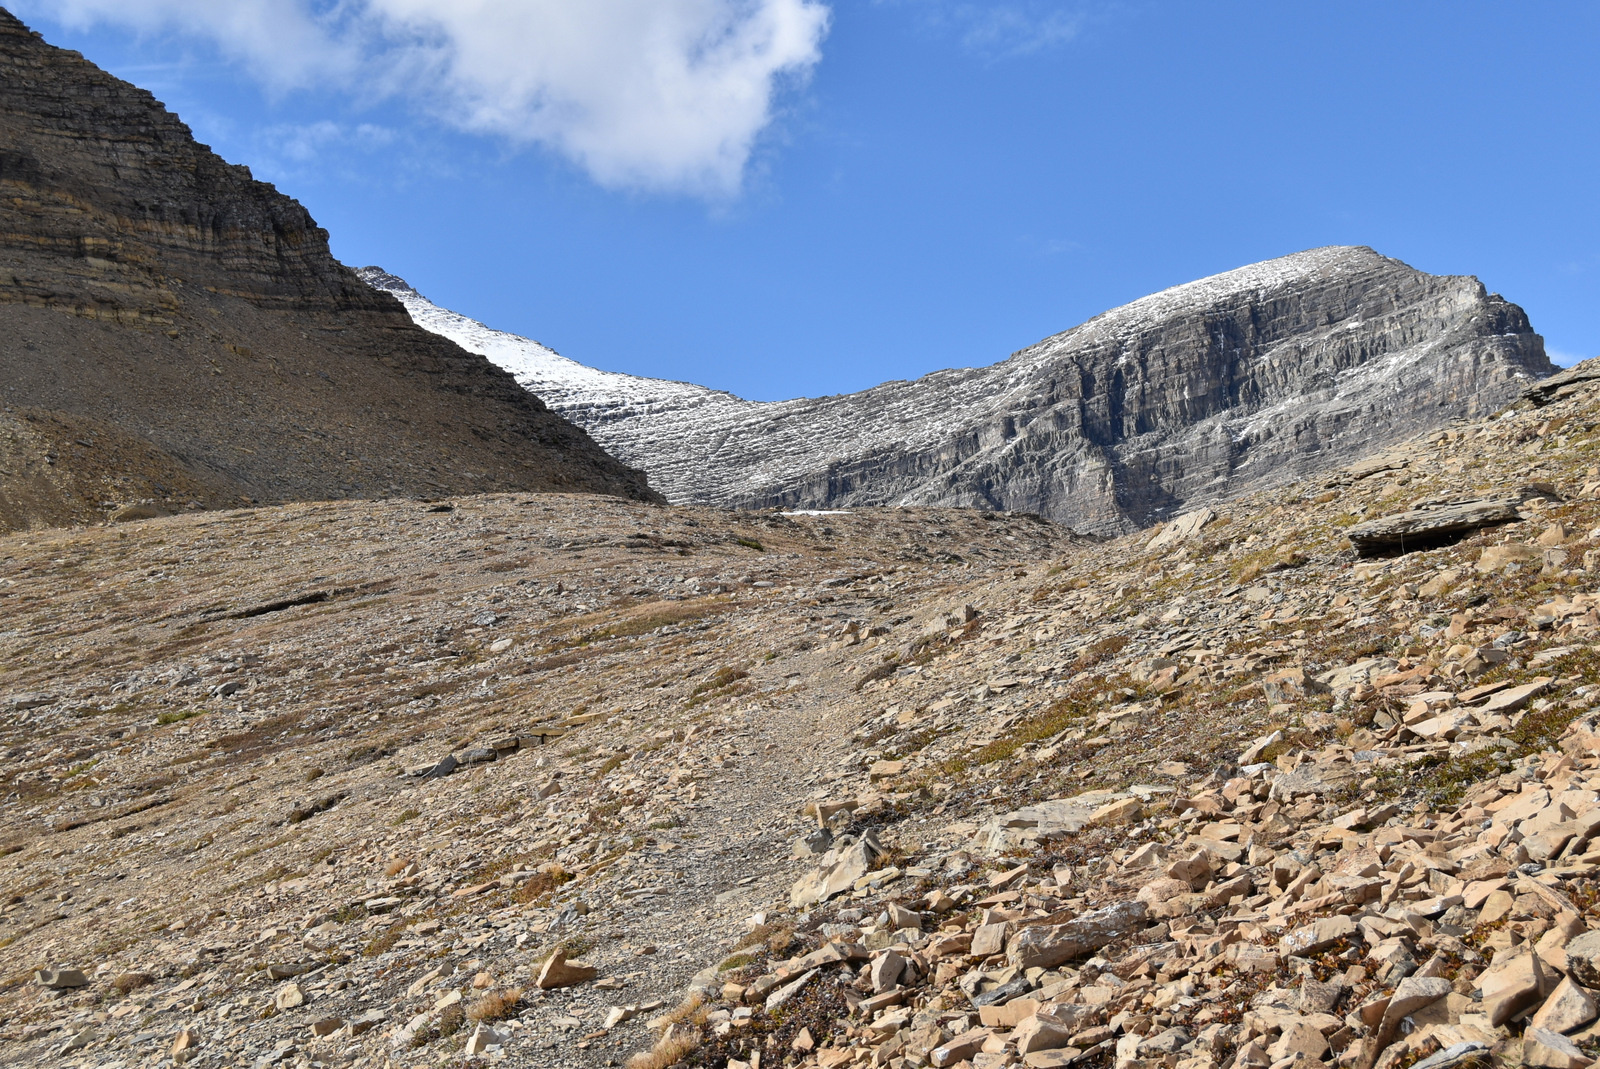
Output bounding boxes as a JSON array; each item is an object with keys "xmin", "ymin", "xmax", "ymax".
[
  {"xmin": 367, "ymin": 248, "xmax": 1552, "ymax": 534},
  {"xmin": 0, "ymin": 9, "xmax": 659, "ymax": 532},
  {"xmin": 9, "ymin": 359, "xmax": 1600, "ymax": 1067}
]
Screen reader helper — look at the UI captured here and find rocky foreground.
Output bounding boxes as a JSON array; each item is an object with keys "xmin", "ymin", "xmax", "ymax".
[{"xmin": 8, "ymin": 360, "xmax": 1600, "ymax": 1069}]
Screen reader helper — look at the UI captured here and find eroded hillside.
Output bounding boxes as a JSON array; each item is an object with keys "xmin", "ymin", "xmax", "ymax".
[
  {"xmin": 7, "ymin": 363, "xmax": 1600, "ymax": 1069},
  {"xmin": 0, "ymin": 10, "xmax": 658, "ymax": 533}
]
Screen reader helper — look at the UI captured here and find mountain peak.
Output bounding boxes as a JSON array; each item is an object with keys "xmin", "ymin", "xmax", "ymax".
[{"xmin": 383, "ymin": 248, "xmax": 1552, "ymax": 534}]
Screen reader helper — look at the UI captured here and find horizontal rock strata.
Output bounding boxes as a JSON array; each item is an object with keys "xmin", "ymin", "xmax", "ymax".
[
  {"xmin": 0, "ymin": 11, "xmax": 658, "ymax": 531},
  {"xmin": 373, "ymin": 247, "xmax": 1554, "ymax": 535}
]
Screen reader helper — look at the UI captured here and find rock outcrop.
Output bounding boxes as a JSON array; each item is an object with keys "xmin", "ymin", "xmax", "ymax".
[
  {"xmin": 0, "ymin": 10, "xmax": 658, "ymax": 531},
  {"xmin": 371, "ymin": 248, "xmax": 1553, "ymax": 535}
]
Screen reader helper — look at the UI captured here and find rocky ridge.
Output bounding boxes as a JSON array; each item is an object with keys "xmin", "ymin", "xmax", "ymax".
[
  {"xmin": 6, "ymin": 359, "xmax": 1600, "ymax": 1068},
  {"xmin": 0, "ymin": 10, "xmax": 658, "ymax": 533},
  {"xmin": 365, "ymin": 248, "xmax": 1553, "ymax": 535}
]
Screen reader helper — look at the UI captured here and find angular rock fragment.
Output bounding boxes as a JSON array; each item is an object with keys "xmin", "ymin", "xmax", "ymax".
[
  {"xmin": 1523, "ymin": 1026, "xmax": 1592, "ymax": 1069},
  {"xmin": 1007, "ymin": 900, "xmax": 1147, "ymax": 969},
  {"xmin": 536, "ymin": 948, "xmax": 598, "ymax": 990},
  {"xmin": 35, "ymin": 967, "xmax": 88, "ymax": 989},
  {"xmin": 1346, "ymin": 497, "xmax": 1524, "ymax": 556}
]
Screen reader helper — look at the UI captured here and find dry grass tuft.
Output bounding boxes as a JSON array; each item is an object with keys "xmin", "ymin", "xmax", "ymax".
[
  {"xmin": 467, "ymin": 987, "xmax": 524, "ymax": 1023},
  {"xmin": 627, "ymin": 1033, "xmax": 699, "ymax": 1069},
  {"xmin": 652, "ymin": 991, "xmax": 707, "ymax": 1033},
  {"xmin": 112, "ymin": 971, "xmax": 153, "ymax": 995}
]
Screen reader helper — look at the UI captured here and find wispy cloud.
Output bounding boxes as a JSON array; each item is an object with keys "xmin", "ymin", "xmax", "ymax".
[
  {"xmin": 19, "ymin": 0, "xmax": 832, "ymax": 198},
  {"xmin": 260, "ymin": 121, "xmax": 397, "ymax": 165},
  {"xmin": 885, "ymin": 0, "xmax": 1087, "ymax": 59}
]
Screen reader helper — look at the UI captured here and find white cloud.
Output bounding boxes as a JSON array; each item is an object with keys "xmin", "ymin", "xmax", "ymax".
[
  {"xmin": 32, "ymin": 0, "xmax": 359, "ymax": 89},
  {"xmin": 21, "ymin": 0, "xmax": 831, "ymax": 197}
]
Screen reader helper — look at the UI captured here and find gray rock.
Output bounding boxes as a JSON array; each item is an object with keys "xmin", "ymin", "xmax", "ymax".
[
  {"xmin": 1410, "ymin": 1043, "xmax": 1490, "ymax": 1069},
  {"xmin": 975, "ymin": 791, "xmax": 1128, "ymax": 855},
  {"xmin": 1346, "ymin": 496, "xmax": 1526, "ymax": 556},
  {"xmin": 1524, "ymin": 356, "xmax": 1600, "ymax": 406},
  {"xmin": 35, "ymin": 967, "xmax": 88, "ymax": 989},
  {"xmin": 1007, "ymin": 900, "xmax": 1148, "ymax": 969},
  {"xmin": 381, "ymin": 247, "xmax": 1552, "ymax": 536},
  {"xmin": 421, "ymin": 754, "xmax": 459, "ymax": 779},
  {"xmin": 1564, "ymin": 929, "xmax": 1600, "ymax": 987}
]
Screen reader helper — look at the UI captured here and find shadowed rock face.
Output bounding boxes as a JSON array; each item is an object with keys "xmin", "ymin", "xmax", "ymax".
[
  {"xmin": 376, "ymin": 247, "xmax": 1553, "ymax": 536},
  {"xmin": 0, "ymin": 9, "xmax": 659, "ymax": 531}
]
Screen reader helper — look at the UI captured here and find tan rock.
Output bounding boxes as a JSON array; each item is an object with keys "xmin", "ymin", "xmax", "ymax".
[
  {"xmin": 274, "ymin": 982, "xmax": 305, "ymax": 1010},
  {"xmin": 1014, "ymin": 1013, "xmax": 1075, "ymax": 1055},
  {"xmin": 1481, "ymin": 677, "xmax": 1555, "ymax": 715},
  {"xmin": 970, "ymin": 921, "xmax": 1008, "ymax": 958},
  {"xmin": 1088, "ymin": 796, "xmax": 1143, "ymax": 826},
  {"xmin": 537, "ymin": 948, "xmax": 598, "ymax": 990},
  {"xmin": 1267, "ymin": 1019, "xmax": 1328, "ymax": 1062},
  {"xmin": 1530, "ymin": 977, "xmax": 1599, "ymax": 1035},
  {"xmin": 978, "ymin": 998, "xmax": 1040, "ymax": 1029},
  {"xmin": 1481, "ymin": 949, "xmax": 1556, "ymax": 1027},
  {"xmin": 869, "ymin": 760, "xmax": 905, "ymax": 782},
  {"xmin": 1476, "ymin": 543, "xmax": 1541, "ymax": 573},
  {"xmin": 170, "ymin": 1029, "xmax": 201, "ymax": 1063},
  {"xmin": 1523, "ymin": 1026, "xmax": 1593, "ymax": 1068},
  {"xmin": 35, "ymin": 968, "xmax": 88, "ymax": 989}
]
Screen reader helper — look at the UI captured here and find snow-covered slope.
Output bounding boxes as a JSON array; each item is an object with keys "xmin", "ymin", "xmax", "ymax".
[{"xmin": 359, "ymin": 248, "xmax": 1553, "ymax": 534}]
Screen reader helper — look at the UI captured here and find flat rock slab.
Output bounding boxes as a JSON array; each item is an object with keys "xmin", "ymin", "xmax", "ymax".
[
  {"xmin": 1346, "ymin": 497, "xmax": 1524, "ymax": 556},
  {"xmin": 1525, "ymin": 357, "xmax": 1600, "ymax": 406},
  {"xmin": 974, "ymin": 791, "xmax": 1128, "ymax": 855},
  {"xmin": 35, "ymin": 968, "xmax": 88, "ymax": 989},
  {"xmin": 1007, "ymin": 900, "xmax": 1148, "ymax": 969}
]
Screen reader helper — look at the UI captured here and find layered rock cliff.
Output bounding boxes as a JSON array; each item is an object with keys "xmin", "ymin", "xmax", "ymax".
[
  {"xmin": 0, "ymin": 9, "xmax": 658, "ymax": 531},
  {"xmin": 368, "ymin": 247, "xmax": 1553, "ymax": 535}
]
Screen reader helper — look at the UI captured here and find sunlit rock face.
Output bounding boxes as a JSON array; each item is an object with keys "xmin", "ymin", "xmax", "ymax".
[{"xmin": 376, "ymin": 246, "xmax": 1553, "ymax": 537}]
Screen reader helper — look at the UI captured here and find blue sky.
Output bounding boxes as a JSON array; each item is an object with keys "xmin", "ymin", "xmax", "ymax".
[{"xmin": 19, "ymin": 1, "xmax": 1600, "ymax": 400}]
